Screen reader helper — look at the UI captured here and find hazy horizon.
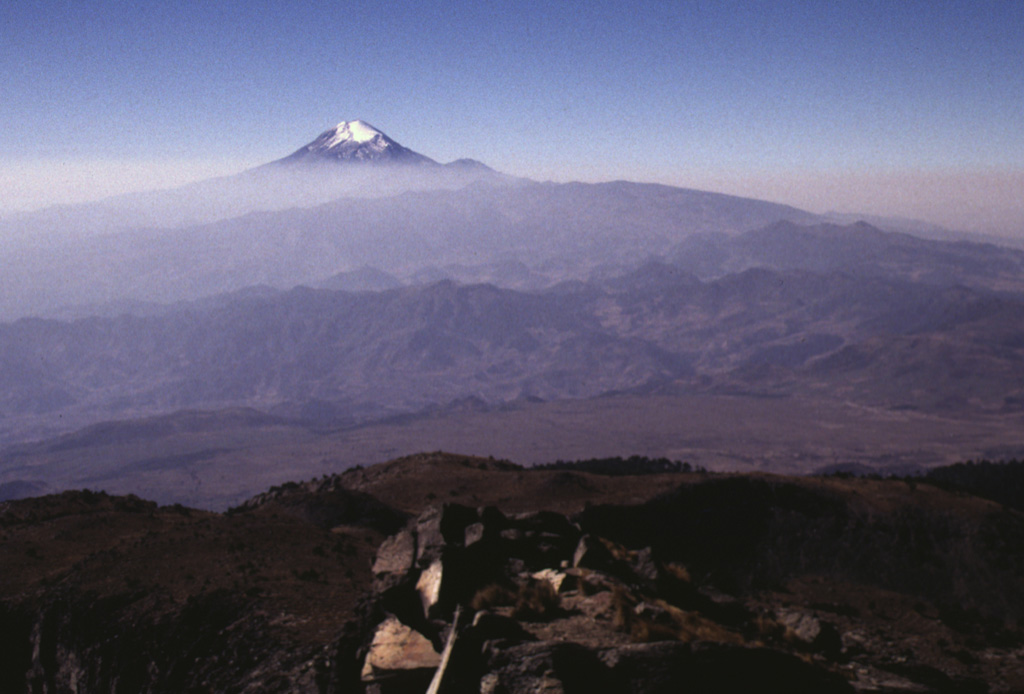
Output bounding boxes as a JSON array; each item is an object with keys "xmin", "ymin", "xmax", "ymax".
[
  {"xmin": 3, "ymin": 157, "xmax": 1023, "ymax": 239},
  {"xmin": 3, "ymin": 1, "xmax": 1023, "ymax": 236}
]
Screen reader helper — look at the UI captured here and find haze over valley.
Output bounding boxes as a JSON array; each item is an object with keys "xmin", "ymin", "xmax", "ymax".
[{"xmin": 2, "ymin": 119, "xmax": 1024, "ymax": 508}]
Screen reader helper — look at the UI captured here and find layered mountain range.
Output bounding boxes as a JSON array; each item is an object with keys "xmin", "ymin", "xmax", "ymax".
[{"xmin": 2, "ymin": 121, "xmax": 1024, "ymax": 508}]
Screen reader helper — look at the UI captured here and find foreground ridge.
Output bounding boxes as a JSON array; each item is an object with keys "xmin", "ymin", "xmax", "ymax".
[{"xmin": 0, "ymin": 452, "xmax": 1021, "ymax": 692}]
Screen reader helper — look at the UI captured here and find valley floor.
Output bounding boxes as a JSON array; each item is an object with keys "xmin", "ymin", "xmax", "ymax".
[{"xmin": 4, "ymin": 393, "xmax": 1024, "ymax": 510}]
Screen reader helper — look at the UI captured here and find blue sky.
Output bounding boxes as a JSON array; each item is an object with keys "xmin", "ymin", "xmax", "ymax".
[{"xmin": 2, "ymin": 0, "xmax": 1022, "ymax": 233}]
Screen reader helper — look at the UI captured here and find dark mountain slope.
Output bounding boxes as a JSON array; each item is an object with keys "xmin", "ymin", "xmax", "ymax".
[
  {"xmin": 0, "ymin": 486, "xmax": 395, "ymax": 693},
  {"xmin": 2, "ymin": 454, "xmax": 1022, "ymax": 692},
  {"xmin": 926, "ymin": 459, "xmax": 1024, "ymax": 511},
  {"xmin": 577, "ymin": 474, "xmax": 1024, "ymax": 622}
]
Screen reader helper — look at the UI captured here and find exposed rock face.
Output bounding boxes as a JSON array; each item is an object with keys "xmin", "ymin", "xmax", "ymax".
[
  {"xmin": 775, "ymin": 607, "xmax": 824, "ymax": 644},
  {"xmin": 416, "ymin": 559, "xmax": 446, "ymax": 619},
  {"xmin": 372, "ymin": 529, "xmax": 417, "ymax": 581},
  {"xmin": 572, "ymin": 533, "xmax": 614, "ymax": 569},
  {"xmin": 360, "ymin": 617, "xmax": 440, "ymax": 691}
]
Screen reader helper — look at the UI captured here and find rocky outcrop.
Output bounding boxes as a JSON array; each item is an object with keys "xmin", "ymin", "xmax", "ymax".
[
  {"xmin": 4, "ymin": 469, "xmax": 1022, "ymax": 693},
  {"xmin": 360, "ymin": 617, "xmax": 440, "ymax": 692},
  {"xmin": 348, "ymin": 502, "xmax": 855, "ymax": 694}
]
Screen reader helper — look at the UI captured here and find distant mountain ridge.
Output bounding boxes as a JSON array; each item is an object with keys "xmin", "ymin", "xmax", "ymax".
[
  {"xmin": 3, "ymin": 219, "xmax": 1024, "ymax": 451},
  {"xmin": 0, "ymin": 179, "xmax": 822, "ymax": 320},
  {"xmin": 4, "ymin": 117, "xmax": 1015, "ymax": 321},
  {"xmin": 3, "ymin": 119, "xmax": 1024, "ymax": 512},
  {"xmin": 0, "ymin": 119, "xmax": 501, "ymax": 243}
]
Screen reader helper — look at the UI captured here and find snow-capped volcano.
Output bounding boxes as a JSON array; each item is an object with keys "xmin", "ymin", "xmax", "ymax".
[{"xmin": 279, "ymin": 120, "xmax": 436, "ymax": 166}]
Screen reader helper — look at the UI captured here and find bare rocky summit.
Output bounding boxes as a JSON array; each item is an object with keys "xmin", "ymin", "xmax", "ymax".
[{"xmin": 1, "ymin": 452, "xmax": 1022, "ymax": 692}]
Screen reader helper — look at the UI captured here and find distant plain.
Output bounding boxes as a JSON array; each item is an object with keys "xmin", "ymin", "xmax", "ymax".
[{"xmin": 4, "ymin": 393, "xmax": 1023, "ymax": 510}]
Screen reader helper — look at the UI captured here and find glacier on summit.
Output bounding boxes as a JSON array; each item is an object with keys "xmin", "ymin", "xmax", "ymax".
[{"xmin": 278, "ymin": 119, "xmax": 437, "ymax": 165}]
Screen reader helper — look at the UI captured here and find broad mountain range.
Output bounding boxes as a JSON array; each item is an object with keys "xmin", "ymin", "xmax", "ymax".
[
  {"xmin": 0, "ymin": 180, "xmax": 821, "ymax": 320},
  {"xmin": 2, "ymin": 121, "xmax": 1024, "ymax": 507},
  {"xmin": 0, "ymin": 120, "xmax": 961, "ymax": 321},
  {"xmin": 4, "ymin": 227, "xmax": 1024, "ymax": 428}
]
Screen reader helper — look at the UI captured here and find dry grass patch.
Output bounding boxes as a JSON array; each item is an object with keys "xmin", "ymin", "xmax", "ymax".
[
  {"xmin": 471, "ymin": 578, "xmax": 562, "ymax": 621},
  {"xmin": 612, "ymin": 586, "xmax": 744, "ymax": 645}
]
